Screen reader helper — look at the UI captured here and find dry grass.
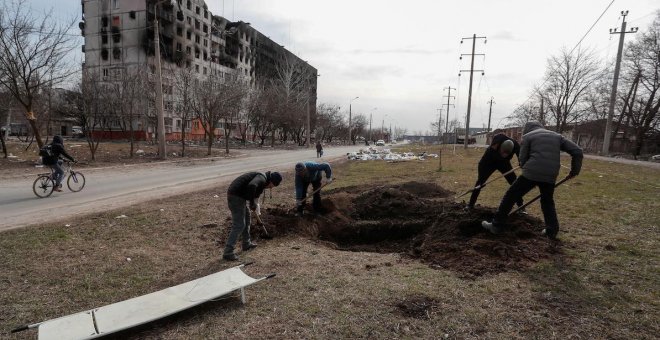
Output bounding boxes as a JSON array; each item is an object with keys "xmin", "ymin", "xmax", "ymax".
[{"xmin": 1, "ymin": 145, "xmax": 658, "ymax": 339}]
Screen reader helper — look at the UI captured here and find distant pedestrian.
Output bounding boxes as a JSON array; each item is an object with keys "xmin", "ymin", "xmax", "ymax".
[
  {"xmin": 482, "ymin": 121, "xmax": 583, "ymax": 239},
  {"xmin": 223, "ymin": 171, "xmax": 283, "ymax": 261},
  {"xmin": 316, "ymin": 141, "xmax": 323, "ymax": 158},
  {"xmin": 466, "ymin": 133, "xmax": 523, "ymax": 211},
  {"xmin": 295, "ymin": 161, "xmax": 332, "ymax": 216}
]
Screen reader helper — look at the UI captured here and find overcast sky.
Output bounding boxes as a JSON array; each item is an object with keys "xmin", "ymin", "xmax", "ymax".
[{"xmin": 37, "ymin": 0, "xmax": 660, "ymax": 133}]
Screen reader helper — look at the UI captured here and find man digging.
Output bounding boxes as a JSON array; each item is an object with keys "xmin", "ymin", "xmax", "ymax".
[
  {"xmin": 295, "ymin": 161, "xmax": 333, "ymax": 216},
  {"xmin": 466, "ymin": 133, "xmax": 524, "ymax": 212},
  {"xmin": 223, "ymin": 171, "xmax": 283, "ymax": 261},
  {"xmin": 482, "ymin": 121, "xmax": 583, "ymax": 240}
]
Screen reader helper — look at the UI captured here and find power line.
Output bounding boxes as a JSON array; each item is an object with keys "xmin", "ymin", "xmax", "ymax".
[{"xmin": 513, "ymin": 0, "xmax": 616, "ymax": 119}]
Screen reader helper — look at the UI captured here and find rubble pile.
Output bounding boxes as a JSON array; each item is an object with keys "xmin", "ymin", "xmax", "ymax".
[{"xmin": 347, "ymin": 147, "xmax": 439, "ymax": 162}]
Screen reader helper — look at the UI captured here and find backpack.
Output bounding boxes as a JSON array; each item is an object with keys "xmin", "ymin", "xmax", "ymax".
[{"xmin": 39, "ymin": 145, "xmax": 55, "ymax": 164}]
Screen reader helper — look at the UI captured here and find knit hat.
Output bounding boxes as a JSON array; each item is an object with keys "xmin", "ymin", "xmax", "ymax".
[
  {"xmin": 295, "ymin": 162, "xmax": 306, "ymax": 174},
  {"xmin": 269, "ymin": 172, "xmax": 283, "ymax": 186}
]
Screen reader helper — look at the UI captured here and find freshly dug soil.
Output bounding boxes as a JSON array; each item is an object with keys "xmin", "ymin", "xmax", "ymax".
[{"xmin": 255, "ymin": 182, "xmax": 561, "ymax": 277}]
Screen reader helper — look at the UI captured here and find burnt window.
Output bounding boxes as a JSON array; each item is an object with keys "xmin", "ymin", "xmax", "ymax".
[
  {"xmin": 186, "ymin": 1, "xmax": 191, "ymax": 10},
  {"xmin": 195, "ymin": 6, "xmax": 200, "ymax": 15},
  {"xmin": 186, "ymin": 31, "xmax": 191, "ymax": 40},
  {"xmin": 129, "ymin": 11, "xmax": 136, "ymax": 19},
  {"xmin": 195, "ymin": 20, "xmax": 200, "ymax": 30},
  {"xmin": 195, "ymin": 35, "xmax": 200, "ymax": 43},
  {"xmin": 176, "ymin": 42, "xmax": 182, "ymax": 52},
  {"xmin": 101, "ymin": 48, "xmax": 109, "ymax": 60},
  {"xmin": 176, "ymin": 27, "xmax": 183, "ymax": 36},
  {"xmin": 101, "ymin": 16, "xmax": 108, "ymax": 27},
  {"xmin": 113, "ymin": 47, "xmax": 121, "ymax": 60},
  {"xmin": 203, "ymin": 24, "xmax": 207, "ymax": 33},
  {"xmin": 204, "ymin": 10, "xmax": 208, "ymax": 19},
  {"xmin": 101, "ymin": 34, "xmax": 108, "ymax": 44}
]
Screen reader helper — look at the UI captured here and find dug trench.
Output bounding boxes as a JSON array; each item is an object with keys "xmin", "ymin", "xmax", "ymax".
[{"xmin": 254, "ymin": 181, "xmax": 562, "ymax": 277}]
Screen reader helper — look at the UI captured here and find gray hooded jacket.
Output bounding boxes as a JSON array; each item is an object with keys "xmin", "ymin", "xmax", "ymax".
[{"xmin": 519, "ymin": 121, "xmax": 583, "ymax": 183}]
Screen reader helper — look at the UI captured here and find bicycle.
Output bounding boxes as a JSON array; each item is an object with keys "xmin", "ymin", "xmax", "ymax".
[{"xmin": 32, "ymin": 160, "xmax": 86, "ymax": 198}]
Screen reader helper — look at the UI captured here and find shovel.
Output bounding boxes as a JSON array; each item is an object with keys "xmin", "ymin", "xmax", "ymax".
[
  {"xmin": 252, "ymin": 210, "xmax": 273, "ymax": 239},
  {"xmin": 300, "ymin": 178, "xmax": 336, "ymax": 203},
  {"xmin": 508, "ymin": 176, "xmax": 571, "ymax": 216},
  {"xmin": 455, "ymin": 166, "xmax": 520, "ymax": 199}
]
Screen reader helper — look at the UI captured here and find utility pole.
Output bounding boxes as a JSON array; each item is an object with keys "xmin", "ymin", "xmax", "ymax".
[
  {"xmin": 443, "ymin": 85, "xmax": 456, "ymax": 144},
  {"xmin": 436, "ymin": 108, "xmax": 443, "ymax": 144},
  {"xmin": 348, "ymin": 96, "xmax": 359, "ymax": 145},
  {"xmin": 539, "ymin": 95, "xmax": 544, "ymax": 125},
  {"xmin": 602, "ymin": 10, "xmax": 637, "ymax": 155},
  {"xmin": 369, "ymin": 113, "xmax": 372, "ymax": 143},
  {"xmin": 154, "ymin": 1, "xmax": 167, "ymax": 159},
  {"xmin": 459, "ymin": 34, "xmax": 486, "ymax": 149},
  {"xmin": 486, "ymin": 97, "xmax": 495, "ymax": 132}
]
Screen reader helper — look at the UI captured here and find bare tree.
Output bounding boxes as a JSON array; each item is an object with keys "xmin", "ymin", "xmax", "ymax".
[
  {"xmin": 271, "ymin": 53, "xmax": 316, "ymax": 146},
  {"xmin": 0, "ymin": 0, "xmax": 77, "ymax": 148},
  {"xmin": 316, "ymin": 103, "xmax": 345, "ymax": 143},
  {"xmin": 539, "ymin": 47, "xmax": 600, "ymax": 132},
  {"xmin": 173, "ymin": 65, "xmax": 196, "ymax": 156}
]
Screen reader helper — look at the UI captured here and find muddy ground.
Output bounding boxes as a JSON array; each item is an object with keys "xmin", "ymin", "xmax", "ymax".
[{"xmin": 253, "ymin": 181, "xmax": 561, "ymax": 277}]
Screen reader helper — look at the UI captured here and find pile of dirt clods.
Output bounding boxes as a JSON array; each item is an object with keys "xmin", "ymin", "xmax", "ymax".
[{"xmin": 258, "ymin": 181, "xmax": 561, "ymax": 276}]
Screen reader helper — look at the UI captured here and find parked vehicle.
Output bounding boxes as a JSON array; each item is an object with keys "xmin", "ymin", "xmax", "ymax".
[{"xmin": 376, "ymin": 140, "xmax": 385, "ymax": 146}]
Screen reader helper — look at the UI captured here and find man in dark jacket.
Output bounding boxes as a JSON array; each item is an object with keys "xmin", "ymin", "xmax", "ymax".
[
  {"xmin": 223, "ymin": 171, "xmax": 283, "ymax": 261},
  {"xmin": 295, "ymin": 161, "xmax": 332, "ymax": 216},
  {"xmin": 42, "ymin": 135, "xmax": 76, "ymax": 192},
  {"xmin": 467, "ymin": 134, "xmax": 523, "ymax": 210},
  {"xmin": 482, "ymin": 121, "xmax": 583, "ymax": 239}
]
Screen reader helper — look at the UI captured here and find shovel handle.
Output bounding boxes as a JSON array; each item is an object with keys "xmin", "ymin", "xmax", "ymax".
[
  {"xmin": 509, "ymin": 176, "xmax": 571, "ymax": 216},
  {"xmin": 456, "ymin": 166, "xmax": 520, "ymax": 199}
]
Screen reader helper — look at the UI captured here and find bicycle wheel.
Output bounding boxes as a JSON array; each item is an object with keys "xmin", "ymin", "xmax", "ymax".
[
  {"xmin": 67, "ymin": 171, "xmax": 86, "ymax": 192},
  {"xmin": 33, "ymin": 175, "xmax": 55, "ymax": 198}
]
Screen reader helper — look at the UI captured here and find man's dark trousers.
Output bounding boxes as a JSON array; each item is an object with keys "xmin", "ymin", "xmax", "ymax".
[
  {"xmin": 492, "ymin": 175, "xmax": 559, "ymax": 234},
  {"xmin": 469, "ymin": 161, "xmax": 522, "ymax": 207}
]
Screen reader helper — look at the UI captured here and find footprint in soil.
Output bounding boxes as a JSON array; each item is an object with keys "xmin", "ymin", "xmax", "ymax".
[{"xmin": 259, "ymin": 182, "xmax": 561, "ymax": 277}]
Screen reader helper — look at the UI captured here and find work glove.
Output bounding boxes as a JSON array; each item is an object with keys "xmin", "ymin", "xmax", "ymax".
[
  {"xmin": 254, "ymin": 203, "xmax": 261, "ymax": 216},
  {"xmin": 325, "ymin": 178, "xmax": 333, "ymax": 185}
]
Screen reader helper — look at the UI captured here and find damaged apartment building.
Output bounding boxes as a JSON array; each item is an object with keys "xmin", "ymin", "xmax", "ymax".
[{"xmin": 81, "ymin": 0, "xmax": 317, "ymax": 141}]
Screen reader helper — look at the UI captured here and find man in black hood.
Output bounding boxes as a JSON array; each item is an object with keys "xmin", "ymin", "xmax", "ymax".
[
  {"xmin": 482, "ymin": 121, "xmax": 583, "ymax": 239},
  {"xmin": 42, "ymin": 135, "xmax": 76, "ymax": 192},
  {"xmin": 466, "ymin": 133, "xmax": 523, "ymax": 211}
]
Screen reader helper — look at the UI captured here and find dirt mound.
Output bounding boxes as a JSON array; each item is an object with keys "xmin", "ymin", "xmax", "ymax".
[{"xmin": 257, "ymin": 182, "xmax": 561, "ymax": 277}]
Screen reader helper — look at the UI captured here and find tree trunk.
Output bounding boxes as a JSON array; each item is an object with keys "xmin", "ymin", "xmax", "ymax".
[
  {"xmin": 0, "ymin": 131, "xmax": 7, "ymax": 158},
  {"xmin": 207, "ymin": 131, "xmax": 213, "ymax": 156},
  {"xmin": 181, "ymin": 123, "xmax": 186, "ymax": 157},
  {"xmin": 25, "ymin": 110, "xmax": 44, "ymax": 148}
]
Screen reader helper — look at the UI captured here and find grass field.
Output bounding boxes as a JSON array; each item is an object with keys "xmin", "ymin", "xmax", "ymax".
[{"xmin": 1, "ymin": 146, "xmax": 658, "ymax": 339}]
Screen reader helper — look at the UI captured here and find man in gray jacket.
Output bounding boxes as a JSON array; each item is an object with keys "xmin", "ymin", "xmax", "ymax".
[{"xmin": 482, "ymin": 121, "xmax": 583, "ymax": 239}]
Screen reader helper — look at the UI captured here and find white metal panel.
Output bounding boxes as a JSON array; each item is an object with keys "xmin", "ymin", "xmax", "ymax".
[
  {"xmin": 38, "ymin": 311, "xmax": 97, "ymax": 340},
  {"xmin": 93, "ymin": 267, "xmax": 259, "ymax": 337},
  {"xmin": 37, "ymin": 266, "xmax": 263, "ymax": 340}
]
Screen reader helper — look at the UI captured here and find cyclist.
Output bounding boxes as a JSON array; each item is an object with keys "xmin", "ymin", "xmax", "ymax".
[{"xmin": 42, "ymin": 135, "xmax": 76, "ymax": 192}]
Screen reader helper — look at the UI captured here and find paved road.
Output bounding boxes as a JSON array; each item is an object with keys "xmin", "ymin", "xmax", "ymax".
[{"xmin": 0, "ymin": 146, "xmax": 361, "ymax": 231}]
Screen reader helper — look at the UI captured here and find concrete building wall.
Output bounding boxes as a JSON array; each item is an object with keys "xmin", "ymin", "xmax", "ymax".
[{"xmin": 82, "ymin": 0, "xmax": 316, "ymax": 140}]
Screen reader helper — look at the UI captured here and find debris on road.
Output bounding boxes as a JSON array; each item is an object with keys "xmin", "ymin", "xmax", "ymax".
[{"xmin": 347, "ymin": 147, "xmax": 438, "ymax": 162}]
